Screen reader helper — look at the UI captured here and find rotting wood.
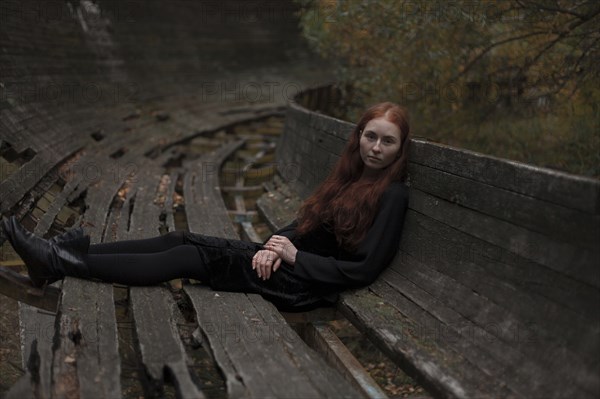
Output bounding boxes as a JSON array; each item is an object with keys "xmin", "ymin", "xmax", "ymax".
[
  {"xmin": 130, "ymin": 287, "xmax": 205, "ymax": 399},
  {"xmin": 0, "ymin": 267, "xmax": 59, "ymax": 312},
  {"xmin": 408, "ymin": 162, "xmax": 600, "ymax": 251},
  {"xmin": 53, "ymin": 278, "xmax": 121, "ymax": 399},
  {"xmin": 120, "ymin": 159, "xmax": 205, "ymax": 398},
  {"xmin": 303, "ymin": 322, "xmax": 389, "ymax": 399}
]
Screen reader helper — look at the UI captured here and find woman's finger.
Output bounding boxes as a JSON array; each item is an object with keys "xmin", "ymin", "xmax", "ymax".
[
  {"xmin": 273, "ymin": 257, "xmax": 282, "ymax": 272},
  {"xmin": 255, "ymin": 251, "xmax": 263, "ymax": 278},
  {"xmin": 260, "ymin": 252, "xmax": 268, "ymax": 279},
  {"xmin": 258, "ymin": 251, "xmax": 272, "ymax": 280}
]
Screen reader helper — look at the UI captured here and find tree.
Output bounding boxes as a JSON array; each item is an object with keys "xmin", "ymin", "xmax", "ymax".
[{"xmin": 296, "ymin": 0, "xmax": 600, "ymax": 176}]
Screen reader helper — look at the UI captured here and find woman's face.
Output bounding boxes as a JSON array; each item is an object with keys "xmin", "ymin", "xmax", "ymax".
[{"xmin": 359, "ymin": 116, "xmax": 402, "ymax": 173}]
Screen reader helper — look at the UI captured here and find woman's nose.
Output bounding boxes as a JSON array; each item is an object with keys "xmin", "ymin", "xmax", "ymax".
[{"xmin": 372, "ymin": 141, "xmax": 382, "ymax": 152}]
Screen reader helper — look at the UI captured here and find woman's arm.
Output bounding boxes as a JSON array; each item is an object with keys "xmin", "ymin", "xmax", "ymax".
[
  {"xmin": 253, "ymin": 220, "xmax": 299, "ymax": 280},
  {"xmin": 263, "ymin": 219, "xmax": 298, "ymax": 244},
  {"xmin": 292, "ymin": 182, "xmax": 409, "ymax": 286}
]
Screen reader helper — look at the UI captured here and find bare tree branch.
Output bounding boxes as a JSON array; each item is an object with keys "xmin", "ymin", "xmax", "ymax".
[
  {"xmin": 455, "ymin": 31, "xmax": 550, "ymax": 79},
  {"xmin": 514, "ymin": 0, "xmax": 588, "ymax": 19}
]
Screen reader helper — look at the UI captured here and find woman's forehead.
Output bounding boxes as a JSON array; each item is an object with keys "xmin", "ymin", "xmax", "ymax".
[{"xmin": 364, "ymin": 117, "xmax": 401, "ymax": 138}]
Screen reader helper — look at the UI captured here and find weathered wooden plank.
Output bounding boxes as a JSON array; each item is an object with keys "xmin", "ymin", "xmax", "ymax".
[
  {"xmin": 3, "ymin": 216, "xmax": 65, "ymax": 399},
  {"xmin": 246, "ymin": 293, "xmax": 363, "ymax": 398},
  {"xmin": 408, "ymin": 163, "xmax": 600, "ymax": 251},
  {"xmin": 0, "ymin": 105, "xmax": 100, "ymax": 214},
  {"xmin": 280, "ymin": 307, "xmax": 341, "ymax": 323},
  {"xmin": 410, "ymin": 139, "xmax": 600, "ymax": 215},
  {"xmin": 339, "ymin": 288, "xmax": 516, "ymax": 399},
  {"xmin": 240, "ymin": 221, "xmax": 262, "ymax": 243},
  {"xmin": 183, "ymin": 140, "xmax": 246, "ymax": 237},
  {"xmin": 3, "ymin": 371, "xmax": 36, "ymax": 399},
  {"xmin": 52, "ymin": 278, "xmax": 121, "ymax": 399},
  {"xmin": 255, "ymin": 185, "xmax": 300, "ymax": 231},
  {"xmin": 399, "ymin": 210, "xmax": 600, "ymax": 362},
  {"xmin": 0, "ymin": 267, "xmax": 60, "ymax": 311},
  {"xmin": 382, "ymin": 263, "xmax": 586, "ymax": 397},
  {"xmin": 303, "ymin": 322, "xmax": 389, "ymax": 399},
  {"xmin": 385, "ymin": 255, "xmax": 599, "ymax": 397},
  {"xmin": 130, "ymin": 287, "xmax": 204, "ymax": 399},
  {"xmin": 0, "ymin": 155, "xmax": 61, "ymax": 214},
  {"xmin": 408, "ymin": 188, "xmax": 600, "ymax": 289},
  {"xmin": 163, "ymin": 169, "xmax": 181, "ymax": 231},
  {"xmin": 18, "ymin": 302, "xmax": 56, "ymax": 399},
  {"xmin": 221, "ymin": 185, "xmax": 264, "ymax": 194},
  {"xmin": 186, "ymin": 287, "xmax": 362, "ymax": 398},
  {"xmin": 122, "ymin": 160, "xmax": 204, "ymax": 398},
  {"xmin": 187, "ymin": 287, "xmax": 294, "ymax": 398}
]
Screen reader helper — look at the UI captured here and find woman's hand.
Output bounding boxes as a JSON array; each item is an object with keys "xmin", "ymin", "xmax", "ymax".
[
  {"xmin": 252, "ymin": 249, "xmax": 281, "ymax": 280},
  {"xmin": 264, "ymin": 235, "xmax": 298, "ymax": 266}
]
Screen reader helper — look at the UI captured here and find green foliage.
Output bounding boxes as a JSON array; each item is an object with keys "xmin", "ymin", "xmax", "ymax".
[{"xmin": 295, "ymin": 0, "xmax": 600, "ymax": 178}]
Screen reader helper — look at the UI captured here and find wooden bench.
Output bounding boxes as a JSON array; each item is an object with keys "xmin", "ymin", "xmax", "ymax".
[
  {"xmin": 1, "ymin": 100, "xmax": 366, "ymax": 398},
  {"xmin": 256, "ymin": 95, "xmax": 600, "ymax": 399}
]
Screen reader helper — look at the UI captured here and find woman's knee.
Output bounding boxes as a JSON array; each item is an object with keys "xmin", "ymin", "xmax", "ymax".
[{"xmin": 164, "ymin": 230, "xmax": 186, "ymax": 246}]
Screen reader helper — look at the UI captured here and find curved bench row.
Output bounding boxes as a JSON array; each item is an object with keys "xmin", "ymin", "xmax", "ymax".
[{"xmin": 258, "ymin": 91, "xmax": 600, "ymax": 399}]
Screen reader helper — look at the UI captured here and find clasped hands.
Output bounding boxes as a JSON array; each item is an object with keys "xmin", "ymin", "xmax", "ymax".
[{"xmin": 252, "ymin": 235, "xmax": 298, "ymax": 280}]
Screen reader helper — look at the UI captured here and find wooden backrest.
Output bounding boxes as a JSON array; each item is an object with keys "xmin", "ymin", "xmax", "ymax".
[{"xmin": 276, "ymin": 98, "xmax": 600, "ymax": 370}]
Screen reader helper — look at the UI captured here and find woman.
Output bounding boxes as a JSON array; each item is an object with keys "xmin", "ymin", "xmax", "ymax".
[{"xmin": 1, "ymin": 102, "xmax": 411, "ymax": 312}]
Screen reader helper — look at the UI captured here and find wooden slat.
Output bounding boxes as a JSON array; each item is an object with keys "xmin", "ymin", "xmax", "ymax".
[
  {"xmin": 220, "ymin": 185, "xmax": 264, "ymax": 194},
  {"xmin": 255, "ymin": 185, "xmax": 301, "ymax": 231},
  {"xmin": 408, "ymin": 188, "xmax": 600, "ymax": 289},
  {"xmin": 52, "ymin": 278, "xmax": 121, "ymax": 399},
  {"xmin": 247, "ymin": 293, "xmax": 362, "ymax": 398},
  {"xmin": 183, "ymin": 140, "xmax": 246, "ymax": 237},
  {"xmin": 122, "ymin": 161, "xmax": 204, "ymax": 398},
  {"xmin": 130, "ymin": 287, "xmax": 204, "ymax": 399},
  {"xmin": 0, "ymin": 155, "xmax": 62, "ymax": 214},
  {"xmin": 410, "ymin": 140, "xmax": 600, "ymax": 215},
  {"xmin": 1, "ymin": 201, "xmax": 65, "ymax": 398},
  {"xmin": 303, "ymin": 322, "xmax": 389, "ymax": 399},
  {"xmin": 186, "ymin": 287, "xmax": 362, "ymax": 398},
  {"xmin": 240, "ymin": 221, "xmax": 262, "ymax": 243},
  {"xmin": 408, "ymin": 163, "xmax": 600, "ymax": 251},
  {"xmin": 0, "ymin": 267, "xmax": 60, "ymax": 311},
  {"xmin": 17, "ymin": 302, "xmax": 56, "ymax": 399},
  {"xmin": 3, "ymin": 371, "xmax": 36, "ymax": 399},
  {"xmin": 163, "ymin": 169, "xmax": 181, "ymax": 231},
  {"xmin": 339, "ymin": 286, "xmax": 515, "ymax": 399},
  {"xmin": 399, "ymin": 210, "xmax": 600, "ymax": 362},
  {"xmin": 385, "ymin": 255, "xmax": 599, "ymax": 397}
]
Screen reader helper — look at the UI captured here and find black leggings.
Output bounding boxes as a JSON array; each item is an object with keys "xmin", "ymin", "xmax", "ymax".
[{"xmin": 84, "ymin": 231, "xmax": 209, "ymax": 285}]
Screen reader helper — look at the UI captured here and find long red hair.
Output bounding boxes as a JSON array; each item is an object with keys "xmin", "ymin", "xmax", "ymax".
[{"xmin": 295, "ymin": 102, "xmax": 411, "ymax": 252}]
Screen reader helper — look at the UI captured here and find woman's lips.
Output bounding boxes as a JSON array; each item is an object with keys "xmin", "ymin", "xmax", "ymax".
[{"xmin": 368, "ymin": 156, "xmax": 380, "ymax": 161}]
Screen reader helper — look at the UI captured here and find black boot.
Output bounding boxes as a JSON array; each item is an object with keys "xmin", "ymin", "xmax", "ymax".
[{"xmin": 1, "ymin": 216, "xmax": 91, "ymax": 287}]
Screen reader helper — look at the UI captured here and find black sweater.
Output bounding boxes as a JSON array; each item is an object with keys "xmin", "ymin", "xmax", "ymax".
[{"xmin": 264, "ymin": 181, "xmax": 410, "ymax": 288}]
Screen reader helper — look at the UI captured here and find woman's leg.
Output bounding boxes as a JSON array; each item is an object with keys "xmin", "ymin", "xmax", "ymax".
[
  {"xmin": 84, "ymin": 244, "xmax": 209, "ymax": 285},
  {"xmin": 88, "ymin": 231, "xmax": 185, "ymax": 254}
]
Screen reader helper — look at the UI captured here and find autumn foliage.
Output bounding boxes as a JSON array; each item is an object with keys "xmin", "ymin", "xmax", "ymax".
[{"xmin": 296, "ymin": 0, "xmax": 600, "ymax": 177}]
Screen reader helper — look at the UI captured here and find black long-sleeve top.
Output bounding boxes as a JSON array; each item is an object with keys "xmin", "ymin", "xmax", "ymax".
[{"xmin": 264, "ymin": 181, "xmax": 410, "ymax": 289}]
